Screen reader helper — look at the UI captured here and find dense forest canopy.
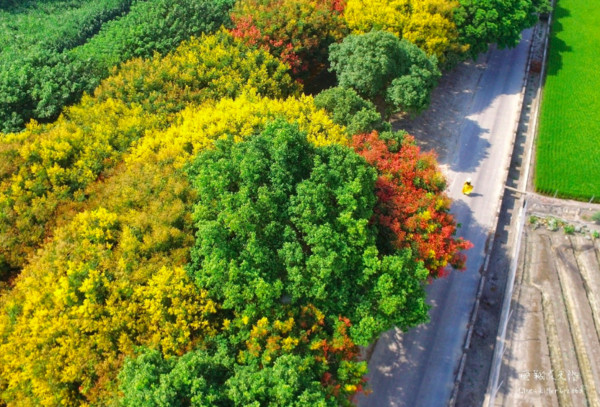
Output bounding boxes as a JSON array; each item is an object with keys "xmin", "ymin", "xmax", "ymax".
[{"xmin": 0, "ymin": 0, "xmax": 545, "ymax": 404}]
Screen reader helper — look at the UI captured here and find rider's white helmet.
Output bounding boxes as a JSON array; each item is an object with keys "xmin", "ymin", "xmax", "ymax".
[{"xmin": 466, "ymin": 177, "xmax": 472, "ymax": 184}]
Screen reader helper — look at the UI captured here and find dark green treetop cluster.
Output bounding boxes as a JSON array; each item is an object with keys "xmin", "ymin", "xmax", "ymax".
[
  {"xmin": 328, "ymin": 31, "xmax": 441, "ymax": 118},
  {"xmin": 187, "ymin": 121, "xmax": 430, "ymax": 346}
]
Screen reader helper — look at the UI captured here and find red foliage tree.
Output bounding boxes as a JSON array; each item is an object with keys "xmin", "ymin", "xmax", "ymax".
[
  {"xmin": 352, "ymin": 131, "xmax": 472, "ymax": 278},
  {"xmin": 230, "ymin": 0, "xmax": 348, "ymax": 79}
]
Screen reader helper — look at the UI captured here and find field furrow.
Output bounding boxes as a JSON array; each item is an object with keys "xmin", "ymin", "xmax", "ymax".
[{"xmin": 552, "ymin": 239, "xmax": 600, "ymax": 406}]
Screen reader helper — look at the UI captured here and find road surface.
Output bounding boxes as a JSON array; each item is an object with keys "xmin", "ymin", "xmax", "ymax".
[{"xmin": 358, "ymin": 29, "xmax": 533, "ymax": 407}]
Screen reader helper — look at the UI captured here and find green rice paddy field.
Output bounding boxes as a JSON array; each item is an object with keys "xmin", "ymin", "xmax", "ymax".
[{"xmin": 535, "ymin": 0, "xmax": 600, "ymax": 201}]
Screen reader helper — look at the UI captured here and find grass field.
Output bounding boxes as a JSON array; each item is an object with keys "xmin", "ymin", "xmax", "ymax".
[{"xmin": 535, "ymin": 0, "xmax": 600, "ymax": 201}]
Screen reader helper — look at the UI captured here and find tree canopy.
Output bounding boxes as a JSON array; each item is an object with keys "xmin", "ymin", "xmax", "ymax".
[
  {"xmin": 454, "ymin": 0, "xmax": 550, "ymax": 57},
  {"xmin": 187, "ymin": 120, "xmax": 430, "ymax": 345},
  {"xmin": 328, "ymin": 31, "xmax": 441, "ymax": 118},
  {"xmin": 352, "ymin": 131, "xmax": 472, "ymax": 277},
  {"xmin": 313, "ymin": 86, "xmax": 391, "ymax": 136},
  {"xmin": 0, "ymin": 98, "xmax": 351, "ymax": 406},
  {"xmin": 0, "ymin": 31, "xmax": 298, "ymax": 278},
  {"xmin": 0, "ymin": 1, "xmax": 485, "ymax": 404},
  {"xmin": 230, "ymin": 0, "xmax": 347, "ymax": 79},
  {"xmin": 119, "ymin": 306, "xmax": 366, "ymax": 407}
]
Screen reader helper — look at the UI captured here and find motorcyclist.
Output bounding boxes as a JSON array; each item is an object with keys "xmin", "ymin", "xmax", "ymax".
[{"xmin": 462, "ymin": 177, "xmax": 474, "ymax": 195}]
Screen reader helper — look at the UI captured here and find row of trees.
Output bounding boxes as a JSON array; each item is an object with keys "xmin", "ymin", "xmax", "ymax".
[
  {"xmin": 0, "ymin": 0, "xmax": 132, "ymax": 56},
  {"xmin": 0, "ymin": 35, "xmax": 468, "ymax": 404},
  {"xmin": 0, "ymin": 0, "xmax": 548, "ymax": 133},
  {"xmin": 0, "ymin": 0, "xmax": 235, "ymax": 133},
  {"xmin": 229, "ymin": 0, "xmax": 549, "ymax": 75},
  {"xmin": 343, "ymin": 0, "xmax": 549, "ymax": 62},
  {"xmin": 343, "ymin": 0, "xmax": 467, "ymax": 64},
  {"xmin": 0, "ymin": 33, "xmax": 352, "ymax": 403},
  {"xmin": 0, "ymin": 31, "xmax": 297, "ymax": 279}
]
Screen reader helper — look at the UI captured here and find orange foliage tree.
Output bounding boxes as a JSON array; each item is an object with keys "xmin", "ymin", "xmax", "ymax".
[{"xmin": 352, "ymin": 130, "xmax": 472, "ymax": 278}]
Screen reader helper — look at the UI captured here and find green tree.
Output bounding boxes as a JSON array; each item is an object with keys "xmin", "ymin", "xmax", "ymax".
[
  {"xmin": 119, "ymin": 346, "xmax": 233, "ymax": 407},
  {"xmin": 454, "ymin": 0, "xmax": 550, "ymax": 57},
  {"xmin": 328, "ymin": 30, "xmax": 440, "ymax": 118},
  {"xmin": 227, "ymin": 355, "xmax": 337, "ymax": 407},
  {"xmin": 187, "ymin": 120, "xmax": 429, "ymax": 345},
  {"xmin": 314, "ymin": 86, "xmax": 391, "ymax": 136},
  {"xmin": 119, "ymin": 306, "xmax": 367, "ymax": 406}
]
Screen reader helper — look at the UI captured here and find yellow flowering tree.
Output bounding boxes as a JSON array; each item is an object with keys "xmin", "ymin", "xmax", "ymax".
[
  {"xmin": 344, "ymin": 0, "xmax": 467, "ymax": 64},
  {"xmin": 127, "ymin": 90, "xmax": 348, "ymax": 169},
  {"xmin": 0, "ymin": 95, "xmax": 347, "ymax": 406},
  {"xmin": 0, "ymin": 208, "xmax": 217, "ymax": 406},
  {"xmin": 0, "ymin": 31, "xmax": 298, "ymax": 278}
]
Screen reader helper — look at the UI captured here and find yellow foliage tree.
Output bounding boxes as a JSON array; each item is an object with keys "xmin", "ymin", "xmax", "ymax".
[
  {"xmin": 0, "ymin": 208, "xmax": 217, "ymax": 406},
  {"xmin": 343, "ymin": 0, "xmax": 467, "ymax": 63},
  {"xmin": 93, "ymin": 30, "xmax": 299, "ymax": 117},
  {"xmin": 0, "ymin": 94, "xmax": 347, "ymax": 406},
  {"xmin": 344, "ymin": 0, "xmax": 409, "ymax": 34},
  {"xmin": 0, "ymin": 30, "xmax": 298, "ymax": 277},
  {"xmin": 127, "ymin": 90, "xmax": 348, "ymax": 169}
]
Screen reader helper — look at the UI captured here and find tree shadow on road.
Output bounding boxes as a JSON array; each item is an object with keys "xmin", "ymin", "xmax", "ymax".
[
  {"xmin": 455, "ymin": 124, "xmax": 529, "ymax": 405},
  {"xmin": 357, "ymin": 200, "xmax": 490, "ymax": 407},
  {"xmin": 450, "ymin": 118, "xmax": 491, "ymax": 173},
  {"xmin": 392, "ymin": 37, "xmax": 530, "ymax": 175},
  {"xmin": 395, "ymin": 114, "xmax": 491, "ymax": 174},
  {"xmin": 467, "ymin": 39, "xmax": 530, "ymax": 116}
]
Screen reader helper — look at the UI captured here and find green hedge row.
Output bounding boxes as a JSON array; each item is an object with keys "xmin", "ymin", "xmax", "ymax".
[
  {"xmin": 0, "ymin": 0, "xmax": 133, "ymax": 58},
  {"xmin": 0, "ymin": 0, "xmax": 234, "ymax": 133}
]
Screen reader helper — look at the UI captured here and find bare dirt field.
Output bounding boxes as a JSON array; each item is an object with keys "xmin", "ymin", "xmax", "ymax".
[{"xmin": 494, "ymin": 199, "xmax": 600, "ymax": 407}]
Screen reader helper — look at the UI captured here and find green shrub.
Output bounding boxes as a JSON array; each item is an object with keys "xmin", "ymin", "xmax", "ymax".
[
  {"xmin": 328, "ymin": 31, "xmax": 440, "ymax": 118},
  {"xmin": 314, "ymin": 86, "xmax": 391, "ymax": 136}
]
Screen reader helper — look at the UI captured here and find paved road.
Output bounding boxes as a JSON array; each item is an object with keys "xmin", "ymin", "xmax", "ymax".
[{"xmin": 358, "ymin": 29, "xmax": 533, "ymax": 407}]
